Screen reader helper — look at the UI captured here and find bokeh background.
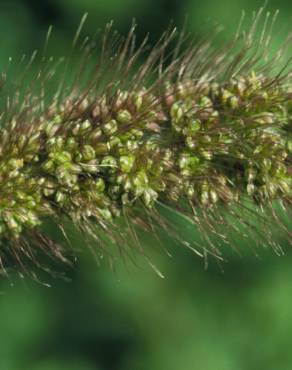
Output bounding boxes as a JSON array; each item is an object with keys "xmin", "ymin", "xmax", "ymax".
[{"xmin": 0, "ymin": 0, "xmax": 292, "ymax": 369}]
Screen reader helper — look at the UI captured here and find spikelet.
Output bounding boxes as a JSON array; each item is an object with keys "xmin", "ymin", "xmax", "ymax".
[{"xmin": 0, "ymin": 10, "xmax": 291, "ymax": 278}]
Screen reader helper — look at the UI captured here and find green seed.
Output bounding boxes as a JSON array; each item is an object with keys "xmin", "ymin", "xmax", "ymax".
[{"xmin": 120, "ymin": 155, "xmax": 135, "ymax": 173}]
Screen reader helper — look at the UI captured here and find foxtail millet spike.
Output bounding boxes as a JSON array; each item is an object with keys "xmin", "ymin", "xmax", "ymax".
[{"xmin": 0, "ymin": 11, "xmax": 291, "ymax": 278}]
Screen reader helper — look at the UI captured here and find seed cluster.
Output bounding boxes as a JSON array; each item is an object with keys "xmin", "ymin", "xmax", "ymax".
[
  {"xmin": 0, "ymin": 17, "xmax": 291, "ymax": 274},
  {"xmin": 0, "ymin": 72, "xmax": 290, "ymax": 246}
]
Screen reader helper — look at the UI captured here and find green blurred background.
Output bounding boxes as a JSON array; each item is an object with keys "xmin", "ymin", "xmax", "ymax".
[{"xmin": 0, "ymin": 0, "xmax": 292, "ymax": 369}]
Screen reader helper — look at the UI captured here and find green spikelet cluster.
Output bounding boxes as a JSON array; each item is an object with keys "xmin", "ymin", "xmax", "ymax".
[{"xmin": 0, "ymin": 12, "xmax": 291, "ymax": 276}]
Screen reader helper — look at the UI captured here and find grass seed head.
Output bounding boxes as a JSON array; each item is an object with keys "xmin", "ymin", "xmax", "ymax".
[{"xmin": 0, "ymin": 10, "xmax": 291, "ymax": 279}]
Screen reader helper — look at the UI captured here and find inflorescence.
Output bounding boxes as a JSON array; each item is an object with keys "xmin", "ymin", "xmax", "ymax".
[{"xmin": 0, "ymin": 12, "xmax": 291, "ymax": 276}]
